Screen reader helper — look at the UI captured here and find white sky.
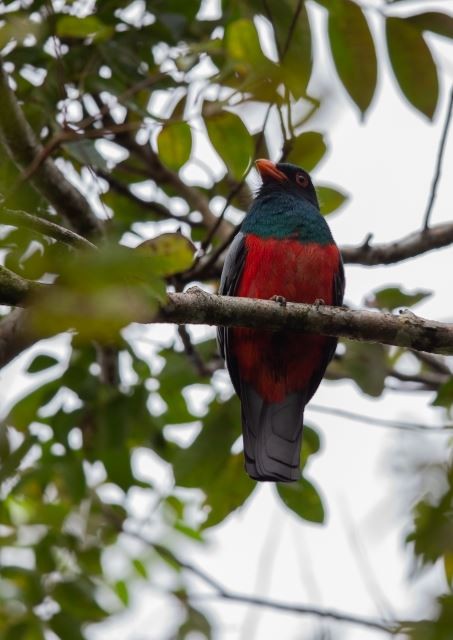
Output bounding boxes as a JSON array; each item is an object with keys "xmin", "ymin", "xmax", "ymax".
[{"xmin": 2, "ymin": 1, "xmax": 453, "ymax": 639}]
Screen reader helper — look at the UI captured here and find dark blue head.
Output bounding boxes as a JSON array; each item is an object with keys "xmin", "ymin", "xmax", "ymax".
[{"xmin": 255, "ymin": 159, "xmax": 319, "ymax": 209}]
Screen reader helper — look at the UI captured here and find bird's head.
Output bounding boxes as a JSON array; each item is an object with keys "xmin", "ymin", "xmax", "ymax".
[{"xmin": 255, "ymin": 159, "xmax": 319, "ymax": 209}]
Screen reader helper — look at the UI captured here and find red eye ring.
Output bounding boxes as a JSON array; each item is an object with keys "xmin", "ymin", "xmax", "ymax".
[{"xmin": 296, "ymin": 172, "xmax": 309, "ymax": 188}]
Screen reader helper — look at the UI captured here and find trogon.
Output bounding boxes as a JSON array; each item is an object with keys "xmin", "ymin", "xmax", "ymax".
[{"xmin": 218, "ymin": 159, "xmax": 345, "ymax": 482}]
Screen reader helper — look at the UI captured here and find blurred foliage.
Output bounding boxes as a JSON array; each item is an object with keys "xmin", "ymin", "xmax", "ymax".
[{"xmin": 0, "ymin": 0, "xmax": 452, "ymax": 638}]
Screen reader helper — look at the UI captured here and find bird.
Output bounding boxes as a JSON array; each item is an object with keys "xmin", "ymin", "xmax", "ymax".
[{"xmin": 217, "ymin": 159, "xmax": 345, "ymax": 482}]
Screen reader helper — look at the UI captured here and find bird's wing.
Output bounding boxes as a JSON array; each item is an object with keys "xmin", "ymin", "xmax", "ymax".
[{"xmin": 217, "ymin": 231, "xmax": 247, "ymax": 396}]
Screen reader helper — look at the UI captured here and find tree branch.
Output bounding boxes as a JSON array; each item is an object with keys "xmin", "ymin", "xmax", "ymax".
[
  {"xmin": 0, "ymin": 265, "xmax": 47, "ymax": 306},
  {"xmin": 0, "ymin": 59, "xmax": 101, "ymax": 237},
  {"xmin": 3, "ymin": 274, "xmax": 453, "ymax": 356},
  {"xmin": 307, "ymin": 404, "xmax": 453, "ymax": 432},
  {"xmin": 106, "ymin": 117, "xmax": 233, "ymax": 240},
  {"xmin": 342, "ymin": 221, "xmax": 453, "ymax": 265},
  {"xmin": 0, "ymin": 308, "xmax": 35, "ymax": 367},
  {"xmin": 159, "ymin": 289, "xmax": 453, "ymax": 356},
  {"xmin": 423, "ymin": 85, "xmax": 453, "ymax": 230},
  {"xmin": 0, "ymin": 208, "xmax": 96, "ymax": 251}
]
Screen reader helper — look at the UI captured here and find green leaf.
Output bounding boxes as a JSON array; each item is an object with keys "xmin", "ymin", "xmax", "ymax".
[
  {"xmin": 270, "ymin": 0, "xmax": 313, "ymax": 97},
  {"xmin": 137, "ymin": 233, "xmax": 195, "ymax": 276},
  {"xmin": 300, "ymin": 425, "xmax": 321, "ymax": 469},
  {"xmin": 277, "ymin": 477, "xmax": 325, "ymax": 523},
  {"xmin": 367, "ymin": 286, "xmax": 431, "ymax": 311},
  {"xmin": 172, "ymin": 397, "xmax": 241, "ymax": 488},
  {"xmin": 176, "ymin": 604, "xmax": 212, "ymax": 639},
  {"xmin": 202, "ymin": 454, "xmax": 255, "ymax": 529},
  {"xmin": 432, "ymin": 378, "xmax": 453, "ymax": 411},
  {"xmin": 157, "ymin": 121, "xmax": 192, "ymax": 171},
  {"xmin": 329, "ymin": 341, "xmax": 387, "ymax": 397},
  {"xmin": 0, "ymin": 437, "xmax": 38, "ymax": 484},
  {"xmin": 406, "ymin": 12, "xmax": 453, "ymax": 39},
  {"xmin": 445, "ymin": 553, "xmax": 453, "ymax": 588},
  {"xmin": 132, "ymin": 558, "xmax": 148, "ymax": 579},
  {"xmin": 27, "ymin": 354, "xmax": 59, "ymax": 374},
  {"xmin": 327, "ymin": 0, "xmax": 377, "ymax": 113},
  {"xmin": 286, "ymin": 131, "xmax": 327, "ymax": 172},
  {"xmin": 317, "ymin": 185, "xmax": 348, "ymax": 215},
  {"xmin": 386, "ymin": 17, "xmax": 439, "ymax": 119},
  {"xmin": 57, "ymin": 16, "xmax": 113, "ymax": 40},
  {"xmin": 28, "ymin": 244, "xmax": 172, "ymax": 343},
  {"xmin": 114, "ymin": 580, "xmax": 129, "ymax": 606},
  {"xmin": 205, "ymin": 109, "xmax": 254, "ymax": 180},
  {"xmin": 49, "ymin": 612, "xmax": 85, "ymax": 640},
  {"xmin": 225, "ymin": 18, "xmax": 267, "ymax": 67},
  {"xmin": 101, "ymin": 449, "xmax": 136, "ymax": 491},
  {"xmin": 171, "ymin": 396, "xmax": 255, "ymax": 527},
  {"xmin": 52, "ymin": 579, "xmax": 107, "ymax": 622}
]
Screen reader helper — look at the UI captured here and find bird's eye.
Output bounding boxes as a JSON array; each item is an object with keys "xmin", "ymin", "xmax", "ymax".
[{"xmin": 295, "ymin": 172, "xmax": 309, "ymax": 188}]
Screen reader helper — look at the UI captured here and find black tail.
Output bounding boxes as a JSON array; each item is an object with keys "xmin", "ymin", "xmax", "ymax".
[{"xmin": 240, "ymin": 383, "xmax": 306, "ymax": 482}]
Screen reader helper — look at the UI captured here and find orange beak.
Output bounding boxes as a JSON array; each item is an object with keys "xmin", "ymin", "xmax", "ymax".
[{"xmin": 255, "ymin": 159, "xmax": 287, "ymax": 182}]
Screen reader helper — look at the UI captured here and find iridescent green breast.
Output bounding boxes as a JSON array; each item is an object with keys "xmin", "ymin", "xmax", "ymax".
[{"xmin": 242, "ymin": 192, "xmax": 334, "ymax": 245}]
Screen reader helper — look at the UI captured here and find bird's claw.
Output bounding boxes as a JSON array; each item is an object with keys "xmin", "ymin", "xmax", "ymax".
[
  {"xmin": 314, "ymin": 298, "xmax": 325, "ymax": 310},
  {"xmin": 270, "ymin": 295, "xmax": 287, "ymax": 307}
]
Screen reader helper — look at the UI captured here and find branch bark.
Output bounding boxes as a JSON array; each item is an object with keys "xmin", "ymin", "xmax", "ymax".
[
  {"xmin": 159, "ymin": 289, "xmax": 453, "ymax": 356},
  {"xmin": 2, "ymin": 272, "xmax": 453, "ymax": 357},
  {"xmin": 342, "ymin": 222, "xmax": 453, "ymax": 265},
  {"xmin": 0, "ymin": 208, "xmax": 96, "ymax": 251}
]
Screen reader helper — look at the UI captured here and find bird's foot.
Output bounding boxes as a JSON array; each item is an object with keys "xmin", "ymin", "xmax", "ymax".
[
  {"xmin": 314, "ymin": 298, "xmax": 326, "ymax": 310},
  {"xmin": 270, "ymin": 295, "xmax": 287, "ymax": 307}
]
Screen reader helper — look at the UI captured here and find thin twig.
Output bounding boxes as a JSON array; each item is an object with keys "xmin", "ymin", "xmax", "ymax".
[
  {"xmin": 191, "ymin": 592, "xmax": 396, "ymax": 634},
  {"xmin": 307, "ymin": 404, "xmax": 453, "ymax": 432},
  {"xmin": 96, "ymin": 170, "xmax": 199, "ymax": 226},
  {"xmin": 281, "ymin": 0, "xmax": 303, "ymax": 60},
  {"xmin": 121, "ymin": 527, "xmax": 397, "ymax": 634},
  {"xmin": 342, "ymin": 220, "xmax": 453, "ymax": 265},
  {"xmin": 423, "ymin": 85, "xmax": 453, "ymax": 230},
  {"xmin": 177, "ymin": 325, "xmax": 215, "ymax": 377},
  {"xmin": 409, "ymin": 349, "xmax": 451, "ymax": 375}
]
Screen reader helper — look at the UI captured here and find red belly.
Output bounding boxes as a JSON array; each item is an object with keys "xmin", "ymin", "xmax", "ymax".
[{"xmin": 232, "ymin": 235, "xmax": 340, "ymax": 403}]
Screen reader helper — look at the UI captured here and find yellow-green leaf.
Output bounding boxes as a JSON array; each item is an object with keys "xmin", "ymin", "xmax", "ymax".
[
  {"xmin": 225, "ymin": 18, "xmax": 267, "ymax": 67},
  {"xmin": 367, "ymin": 286, "xmax": 431, "ymax": 311},
  {"xmin": 386, "ymin": 17, "xmax": 439, "ymax": 119},
  {"xmin": 137, "ymin": 233, "xmax": 195, "ymax": 276},
  {"xmin": 327, "ymin": 0, "xmax": 377, "ymax": 113},
  {"xmin": 444, "ymin": 553, "xmax": 453, "ymax": 588},
  {"xmin": 317, "ymin": 185, "xmax": 348, "ymax": 215},
  {"xmin": 57, "ymin": 16, "xmax": 112, "ymax": 40},
  {"xmin": 205, "ymin": 110, "xmax": 253, "ymax": 180},
  {"xmin": 157, "ymin": 122, "xmax": 192, "ymax": 171},
  {"xmin": 287, "ymin": 131, "xmax": 327, "ymax": 172}
]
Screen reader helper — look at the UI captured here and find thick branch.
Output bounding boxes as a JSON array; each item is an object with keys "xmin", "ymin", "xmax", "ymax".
[
  {"xmin": 0, "ymin": 265, "xmax": 47, "ymax": 306},
  {"xmin": 0, "ymin": 60, "xmax": 101, "ymax": 237},
  {"xmin": 0, "ymin": 308, "xmax": 35, "ymax": 367},
  {"xmin": 3, "ymin": 272, "xmax": 453, "ymax": 355},
  {"xmin": 159, "ymin": 289, "xmax": 453, "ymax": 355},
  {"xmin": 342, "ymin": 222, "xmax": 453, "ymax": 265}
]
